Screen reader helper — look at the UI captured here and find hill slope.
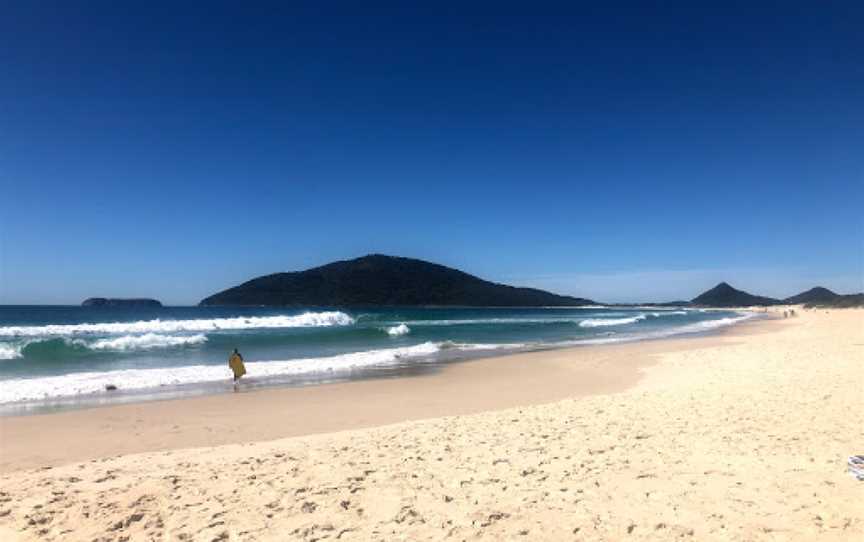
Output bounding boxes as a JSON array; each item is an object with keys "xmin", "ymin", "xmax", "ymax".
[
  {"xmin": 803, "ymin": 293, "xmax": 864, "ymax": 308},
  {"xmin": 691, "ymin": 282, "xmax": 780, "ymax": 307},
  {"xmin": 783, "ymin": 287, "xmax": 839, "ymax": 305},
  {"xmin": 200, "ymin": 255, "xmax": 596, "ymax": 307}
]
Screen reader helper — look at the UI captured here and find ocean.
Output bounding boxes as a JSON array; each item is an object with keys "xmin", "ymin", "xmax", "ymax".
[{"xmin": 0, "ymin": 305, "xmax": 754, "ymax": 414}]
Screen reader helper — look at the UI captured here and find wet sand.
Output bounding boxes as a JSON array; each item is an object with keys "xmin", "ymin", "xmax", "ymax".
[
  {"xmin": 0, "ymin": 325, "xmax": 727, "ymax": 472},
  {"xmin": 0, "ymin": 307, "xmax": 861, "ymax": 541}
]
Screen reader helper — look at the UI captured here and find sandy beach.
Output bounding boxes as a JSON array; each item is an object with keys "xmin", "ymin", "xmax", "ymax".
[{"xmin": 1, "ymin": 307, "xmax": 862, "ymax": 540}]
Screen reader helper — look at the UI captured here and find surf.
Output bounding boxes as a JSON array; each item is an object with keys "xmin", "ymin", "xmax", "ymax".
[
  {"xmin": 0, "ymin": 311, "xmax": 355, "ymax": 337},
  {"xmin": 0, "ymin": 341, "xmax": 525, "ymax": 404}
]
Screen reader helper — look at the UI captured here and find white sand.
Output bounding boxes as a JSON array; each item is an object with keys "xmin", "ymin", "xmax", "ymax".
[{"xmin": 0, "ymin": 307, "xmax": 861, "ymax": 541}]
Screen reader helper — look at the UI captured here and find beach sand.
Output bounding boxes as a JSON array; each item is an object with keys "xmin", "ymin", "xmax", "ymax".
[{"xmin": 0, "ymin": 307, "xmax": 861, "ymax": 540}]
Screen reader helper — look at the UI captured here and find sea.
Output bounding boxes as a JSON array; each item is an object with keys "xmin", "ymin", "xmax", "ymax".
[{"xmin": 0, "ymin": 305, "xmax": 755, "ymax": 414}]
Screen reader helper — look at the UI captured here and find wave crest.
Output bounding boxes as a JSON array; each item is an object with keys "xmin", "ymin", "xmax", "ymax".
[
  {"xmin": 579, "ymin": 315, "xmax": 646, "ymax": 327},
  {"xmin": 0, "ymin": 311, "xmax": 355, "ymax": 337},
  {"xmin": 87, "ymin": 333, "xmax": 208, "ymax": 351},
  {"xmin": 0, "ymin": 341, "xmax": 535, "ymax": 404},
  {"xmin": 648, "ymin": 310, "xmax": 688, "ymax": 317},
  {"xmin": 385, "ymin": 324, "xmax": 411, "ymax": 336},
  {"xmin": 0, "ymin": 343, "xmax": 22, "ymax": 360}
]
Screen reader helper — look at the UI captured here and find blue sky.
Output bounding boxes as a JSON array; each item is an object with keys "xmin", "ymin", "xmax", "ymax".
[{"xmin": 1, "ymin": 2, "xmax": 862, "ymax": 304}]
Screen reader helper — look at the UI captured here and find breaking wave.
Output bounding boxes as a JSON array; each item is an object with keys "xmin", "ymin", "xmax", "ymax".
[
  {"xmin": 570, "ymin": 313, "xmax": 754, "ymax": 344},
  {"xmin": 577, "ymin": 310, "xmax": 689, "ymax": 328},
  {"xmin": 385, "ymin": 324, "xmax": 411, "ymax": 337},
  {"xmin": 0, "ymin": 306, "xmax": 758, "ymax": 406},
  {"xmin": 0, "ymin": 311, "xmax": 355, "ymax": 337},
  {"xmin": 87, "ymin": 333, "xmax": 208, "ymax": 351},
  {"xmin": 579, "ymin": 315, "xmax": 647, "ymax": 327},
  {"xmin": 0, "ymin": 343, "xmax": 22, "ymax": 360},
  {"xmin": 0, "ymin": 341, "xmax": 523, "ymax": 404}
]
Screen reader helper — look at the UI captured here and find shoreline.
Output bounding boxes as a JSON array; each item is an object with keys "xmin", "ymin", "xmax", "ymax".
[
  {"xmin": 0, "ymin": 314, "xmax": 772, "ymax": 473},
  {"xmin": 0, "ymin": 308, "xmax": 762, "ymax": 417},
  {"xmin": 1, "ymin": 308, "xmax": 861, "ymax": 540}
]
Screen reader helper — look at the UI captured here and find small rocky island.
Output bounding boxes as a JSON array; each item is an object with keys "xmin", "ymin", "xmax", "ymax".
[{"xmin": 82, "ymin": 298, "xmax": 163, "ymax": 308}]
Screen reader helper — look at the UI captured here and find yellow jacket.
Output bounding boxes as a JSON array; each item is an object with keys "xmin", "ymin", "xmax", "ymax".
[{"xmin": 229, "ymin": 352, "xmax": 246, "ymax": 378}]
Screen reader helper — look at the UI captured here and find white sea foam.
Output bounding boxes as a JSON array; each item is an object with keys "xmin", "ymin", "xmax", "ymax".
[
  {"xmin": 649, "ymin": 310, "xmax": 688, "ymax": 317},
  {"xmin": 578, "ymin": 315, "xmax": 646, "ymax": 327},
  {"xmin": 394, "ymin": 311, "xmax": 681, "ymax": 329},
  {"xmin": 0, "ymin": 309, "xmax": 757, "ymax": 404},
  {"xmin": 87, "ymin": 333, "xmax": 208, "ymax": 351},
  {"xmin": 0, "ymin": 311, "xmax": 355, "ymax": 338},
  {"xmin": 577, "ymin": 310, "xmax": 686, "ymax": 327},
  {"xmin": 440, "ymin": 341, "xmax": 527, "ymax": 351},
  {"xmin": 385, "ymin": 324, "xmax": 411, "ymax": 337},
  {"xmin": 0, "ymin": 341, "xmax": 522, "ymax": 404},
  {"xmin": 0, "ymin": 343, "xmax": 22, "ymax": 360},
  {"xmin": 402, "ymin": 316, "xmax": 623, "ymax": 326},
  {"xmin": 670, "ymin": 313, "xmax": 755, "ymax": 333},
  {"xmin": 569, "ymin": 312, "xmax": 755, "ymax": 344},
  {"xmin": 641, "ymin": 313, "xmax": 756, "ymax": 339}
]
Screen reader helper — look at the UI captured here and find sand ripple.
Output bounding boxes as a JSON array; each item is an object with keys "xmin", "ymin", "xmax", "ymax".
[{"xmin": 0, "ymin": 308, "xmax": 862, "ymax": 541}]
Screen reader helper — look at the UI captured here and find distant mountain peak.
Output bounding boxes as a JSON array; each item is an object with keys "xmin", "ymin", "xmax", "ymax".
[
  {"xmin": 784, "ymin": 286, "xmax": 839, "ymax": 304},
  {"xmin": 708, "ymin": 282, "xmax": 735, "ymax": 292},
  {"xmin": 803, "ymin": 286, "xmax": 835, "ymax": 295},
  {"xmin": 691, "ymin": 282, "xmax": 779, "ymax": 307}
]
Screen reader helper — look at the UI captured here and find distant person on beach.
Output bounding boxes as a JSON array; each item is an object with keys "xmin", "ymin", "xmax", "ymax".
[{"xmin": 228, "ymin": 348, "xmax": 246, "ymax": 389}]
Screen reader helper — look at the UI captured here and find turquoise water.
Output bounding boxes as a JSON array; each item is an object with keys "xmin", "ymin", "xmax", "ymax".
[{"xmin": 0, "ymin": 305, "xmax": 752, "ymax": 412}]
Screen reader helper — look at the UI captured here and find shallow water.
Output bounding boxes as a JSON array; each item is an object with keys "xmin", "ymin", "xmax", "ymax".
[{"xmin": 0, "ymin": 305, "xmax": 752, "ymax": 412}]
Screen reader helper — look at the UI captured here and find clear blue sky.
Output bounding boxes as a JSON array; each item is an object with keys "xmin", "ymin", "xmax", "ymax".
[{"xmin": 1, "ymin": 2, "xmax": 862, "ymax": 304}]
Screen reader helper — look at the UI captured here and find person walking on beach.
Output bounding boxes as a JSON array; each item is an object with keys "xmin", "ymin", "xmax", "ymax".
[{"xmin": 228, "ymin": 348, "xmax": 246, "ymax": 390}]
